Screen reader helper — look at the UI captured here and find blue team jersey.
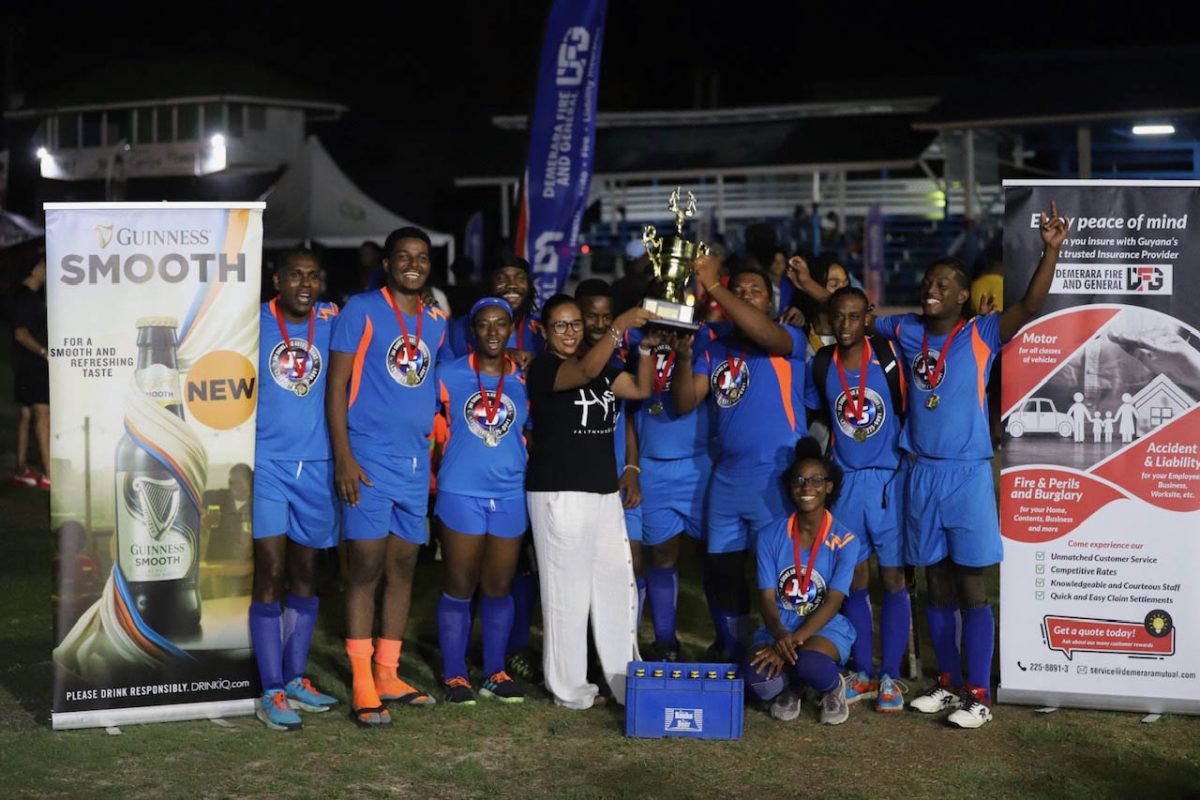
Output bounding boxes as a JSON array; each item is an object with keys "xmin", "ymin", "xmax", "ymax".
[
  {"xmin": 627, "ymin": 329, "xmax": 712, "ymax": 460},
  {"xmin": 756, "ymin": 511, "xmax": 857, "ymax": 634},
  {"xmin": 436, "ymin": 354, "xmax": 529, "ymax": 498},
  {"xmin": 874, "ymin": 312, "xmax": 1000, "ymax": 460},
  {"xmin": 693, "ymin": 322, "xmax": 808, "ymax": 475},
  {"xmin": 256, "ymin": 299, "xmax": 338, "ymax": 460},
  {"xmin": 446, "ymin": 313, "xmax": 544, "ymax": 359},
  {"xmin": 330, "ymin": 288, "xmax": 450, "ymax": 456},
  {"xmin": 803, "ymin": 342, "xmax": 903, "ymax": 471}
]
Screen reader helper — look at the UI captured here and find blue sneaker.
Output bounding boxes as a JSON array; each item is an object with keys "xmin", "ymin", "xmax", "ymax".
[
  {"xmin": 285, "ymin": 677, "xmax": 339, "ymax": 712},
  {"xmin": 257, "ymin": 689, "xmax": 303, "ymax": 731},
  {"xmin": 843, "ymin": 670, "xmax": 878, "ymax": 705},
  {"xmin": 874, "ymin": 674, "xmax": 907, "ymax": 713}
]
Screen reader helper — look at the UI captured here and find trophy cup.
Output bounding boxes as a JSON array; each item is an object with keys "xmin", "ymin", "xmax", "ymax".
[{"xmin": 641, "ymin": 187, "xmax": 709, "ymax": 332}]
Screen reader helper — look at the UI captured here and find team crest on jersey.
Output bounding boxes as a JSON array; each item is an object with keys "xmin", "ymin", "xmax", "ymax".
[
  {"xmin": 463, "ymin": 390, "xmax": 517, "ymax": 444},
  {"xmin": 911, "ymin": 350, "xmax": 947, "ymax": 391},
  {"xmin": 710, "ymin": 359, "xmax": 749, "ymax": 408},
  {"xmin": 269, "ymin": 339, "xmax": 322, "ymax": 395},
  {"xmin": 386, "ymin": 336, "xmax": 432, "ymax": 387},
  {"xmin": 651, "ymin": 343, "xmax": 676, "ymax": 388},
  {"xmin": 776, "ymin": 564, "xmax": 828, "ymax": 617},
  {"xmin": 834, "ymin": 387, "xmax": 886, "ymax": 440}
]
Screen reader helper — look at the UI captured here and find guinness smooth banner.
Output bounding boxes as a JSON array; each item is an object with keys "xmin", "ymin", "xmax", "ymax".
[
  {"xmin": 46, "ymin": 202, "xmax": 264, "ymax": 729},
  {"xmin": 1000, "ymin": 181, "xmax": 1200, "ymax": 715}
]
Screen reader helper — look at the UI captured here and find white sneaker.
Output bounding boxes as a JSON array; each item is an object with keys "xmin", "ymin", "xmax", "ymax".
[
  {"xmin": 910, "ymin": 685, "xmax": 963, "ymax": 714},
  {"xmin": 820, "ymin": 675, "xmax": 850, "ymax": 725},
  {"xmin": 947, "ymin": 695, "xmax": 993, "ymax": 729},
  {"xmin": 769, "ymin": 689, "xmax": 802, "ymax": 722}
]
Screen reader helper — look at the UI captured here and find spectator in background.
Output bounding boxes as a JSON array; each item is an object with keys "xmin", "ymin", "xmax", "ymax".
[
  {"xmin": 612, "ymin": 240, "xmax": 653, "ymax": 315},
  {"xmin": 6, "ymin": 255, "xmax": 50, "ymax": 489},
  {"xmin": 204, "ymin": 463, "xmax": 254, "ymax": 562},
  {"xmin": 744, "ymin": 223, "xmax": 788, "ymax": 314},
  {"xmin": 360, "ymin": 241, "xmax": 386, "ymax": 292}
]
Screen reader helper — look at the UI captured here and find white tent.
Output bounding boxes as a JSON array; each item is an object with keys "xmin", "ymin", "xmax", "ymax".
[{"xmin": 260, "ymin": 135, "xmax": 454, "ymax": 259}]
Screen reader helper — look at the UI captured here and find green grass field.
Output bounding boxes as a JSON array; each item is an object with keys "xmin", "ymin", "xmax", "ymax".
[{"xmin": 1, "ymin": 343, "xmax": 1199, "ymax": 799}]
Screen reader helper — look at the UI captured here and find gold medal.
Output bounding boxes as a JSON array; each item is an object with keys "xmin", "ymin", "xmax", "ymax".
[
  {"xmin": 853, "ymin": 428, "xmax": 867, "ymax": 443},
  {"xmin": 293, "ymin": 382, "xmax": 309, "ymax": 397},
  {"xmin": 926, "ymin": 393, "xmax": 940, "ymax": 410},
  {"xmin": 406, "ymin": 369, "xmax": 420, "ymax": 387},
  {"xmin": 483, "ymin": 429, "xmax": 500, "ymax": 447},
  {"xmin": 648, "ymin": 402, "xmax": 664, "ymax": 416}
]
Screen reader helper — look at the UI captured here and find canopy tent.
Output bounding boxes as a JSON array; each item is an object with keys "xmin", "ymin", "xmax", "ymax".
[
  {"xmin": 260, "ymin": 135, "xmax": 454, "ymax": 259},
  {"xmin": 0, "ymin": 209, "xmax": 45, "ymax": 249}
]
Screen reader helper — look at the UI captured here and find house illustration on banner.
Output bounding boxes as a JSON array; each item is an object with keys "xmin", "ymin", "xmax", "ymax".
[{"xmin": 1130, "ymin": 374, "xmax": 1194, "ymax": 436}]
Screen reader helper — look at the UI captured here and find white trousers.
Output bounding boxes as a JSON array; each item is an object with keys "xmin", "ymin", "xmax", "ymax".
[{"xmin": 527, "ymin": 490, "xmax": 640, "ymax": 710}]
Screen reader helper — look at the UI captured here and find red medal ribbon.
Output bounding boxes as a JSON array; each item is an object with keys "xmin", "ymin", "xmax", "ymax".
[
  {"xmin": 270, "ymin": 297, "xmax": 315, "ymax": 379},
  {"xmin": 473, "ymin": 353, "xmax": 508, "ymax": 424},
  {"xmin": 653, "ymin": 349, "xmax": 676, "ymax": 397},
  {"xmin": 790, "ymin": 510, "xmax": 833, "ymax": 600},
  {"xmin": 381, "ymin": 287, "xmax": 423, "ymax": 368},
  {"xmin": 921, "ymin": 318, "xmax": 966, "ymax": 391},
  {"xmin": 833, "ymin": 338, "xmax": 872, "ymax": 424},
  {"xmin": 727, "ymin": 345, "xmax": 748, "ymax": 383}
]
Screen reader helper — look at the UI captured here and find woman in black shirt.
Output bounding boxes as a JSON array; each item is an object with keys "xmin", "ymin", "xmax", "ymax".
[{"xmin": 525, "ymin": 293, "xmax": 664, "ymax": 709}]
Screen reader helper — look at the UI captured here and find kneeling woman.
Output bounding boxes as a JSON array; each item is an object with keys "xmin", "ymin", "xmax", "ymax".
[
  {"xmin": 525, "ymin": 294, "xmax": 660, "ymax": 709},
  {"xmin": 746, "ymin": 439, "xmax": 858, "ymax": 725},
  {"xmin": 434, "ymin": 298, "xmax": 529, "ymax": 704}
]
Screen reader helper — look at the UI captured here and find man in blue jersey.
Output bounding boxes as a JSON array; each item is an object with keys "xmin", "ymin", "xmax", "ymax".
[
  {"xmin": 673, "ymin": 255, "xmax": 809, "ymax": 662},
  {"xmin": 803, "ymin": 286, "xmax": 910, "ymax": 713},
  {"xmin": 790, "ymin": 201, "xmax": 1068, "ymax": 728},
  {"xmin": 249, "ymin": 249, "xmax": 340, "ymax": 731},
  {"xmin": 327, "ymin": 227, "xmax": 450, "ymax": 727}
]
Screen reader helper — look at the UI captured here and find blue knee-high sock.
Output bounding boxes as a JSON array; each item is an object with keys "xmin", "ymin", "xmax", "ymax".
[
  {"xmin": 925, "ymin": 605, "xmax": 963, "ymax": 687},
  {"xmin": 437, "ymin": 593, "xmax": 472, "ymax": 682},
  {"xmin": 480, "ymin": 594, "xmax": 514, "ymax": 678},
  {"xmin": 281, "ymin": 593, "xmax": 319, "ymax": 684},
  {"xmin": 636, "ymin": 577, "xmax": 647, "ymax": 632},
  {"xmin": 793, "ymin": 650, "xmax": 841, "ymax": 694},
  {"xmin": 879, "ymin": 588, "xmax": 911, "ymax": 680},
  {"xmin": 645, "ymin": 565, "xmax": 679, "ymax": 647},
  {"xmin": 249, "ymin": 601, "xmax": 284, "ymax": 693},
  {"xmin": 506, "ymin": 571, "xmax": 535, "ymax": 657},
  {"xmin": 715, "ymin": 613, "xmax": 749, "ymax": 662},
  {"xmin": 842, "ymin": 588, "xmax": 875, "ymax": 677},
  {"xmin": 702, "ymin": 562, "xmax": 722, "ymax": 642},
  {"xmin": 961, "ymin": 604, "xmax": 995, "ymax": 699}
]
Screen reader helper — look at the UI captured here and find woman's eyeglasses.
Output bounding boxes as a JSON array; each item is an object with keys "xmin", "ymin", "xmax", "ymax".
[
  {"xmin": 790, "ymin": 475, "xmax": 830, "ymax": 488},
  {"xmin": 548, "ymin": 319, "xmax": 585, "ymax": 334}
]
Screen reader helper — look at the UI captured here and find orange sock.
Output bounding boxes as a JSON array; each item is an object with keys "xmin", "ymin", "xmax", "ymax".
[
  {"xmin": 373, "ymin": 638, "xmax": 417, "ymax": 698},
  {"xmin": 346, "ymin": 638, "xmax": 382, "ymax": 710}
]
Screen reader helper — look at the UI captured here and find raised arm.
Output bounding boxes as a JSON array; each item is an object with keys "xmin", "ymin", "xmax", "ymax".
[
  {"xmin": 553, "ymin": 307, "xmax": 655, "ymax": 391},
  {"xmin": 1000, "ymin": 200, "xmax": 1068, "ymax": 342},
  {"xmin": 612, "ymin": 332, "xmax": 660, "ymax": 400},
  {"xmin": 667, "ymin": 331, "xmax": 709, "ymax": 414},
  {"xmin": 694, "ymin": 254, "xmax": 794, "ymax": 356}
]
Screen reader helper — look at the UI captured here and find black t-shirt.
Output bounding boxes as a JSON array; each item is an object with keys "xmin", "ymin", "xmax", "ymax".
[
  {"xmin": 6, "ymin": 285, "xmax": 48, "ymax": 373},
  {"xmin": 525, "ymin": 353, "xmax": 622, "ymax": 494}
]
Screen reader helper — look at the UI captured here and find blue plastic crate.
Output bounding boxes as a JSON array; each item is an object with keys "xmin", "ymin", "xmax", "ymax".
[{"xmin": 624, "ymin": 661, "xmax": 744, "ymax": 739}]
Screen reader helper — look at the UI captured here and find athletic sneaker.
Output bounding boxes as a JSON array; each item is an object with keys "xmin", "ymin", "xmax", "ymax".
[
  {"xmin": 875, "ymin": 674, "xmax": 907, "ymax": 713},
  {"xmin": 11, "ymin": 468, "xmax": 38, "ymax": 487},
  {"xmin": 285, "ymin": 677, "xmax": 339, "ymax": 712},
  {"xmin": 256, "ymin": 689, "xmax": 302, "ymax": 732},
  {"xmin": 506, "ymin": 649, "xmax": 543, "ymax": 684},
  {"xmin": 910, "ymin": 672, "xmax": 963, "ymax": 714},
  {"xmin": 37, "ymin": 474, "xmax": 51, "ymax": 490},
  {"xmin": 479, "ymin": 671, "xmax": 525, "ymax": 704},
  {"xmin": 647, "ymin": 641, "xmax": 680, "ymax": 663},
  {"xmin": 443, "ymin": 676, "xmax": 476, "ymax": 706},
  {"xmin": 843, "ymin": 670, "xmax": 878, "ymax": 705},
  {"xmin": 820, "ymin": 675, "xmax": 850, "ymax": 725},
  {"xmin": 769, "ymin": 689, "xmax": 802, "ymax": 722},
  {"xmin": 947, "ymin": 687, "xmax": 993, "ymax": 729}
]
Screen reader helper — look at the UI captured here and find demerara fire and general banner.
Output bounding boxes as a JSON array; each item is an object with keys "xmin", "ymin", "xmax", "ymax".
[
  {"xmin": 46, "ymin": 203, "xmax": 263, "ymax": 729},
  {"xmin": 1000, "ymin": 181, "xmax": 1200, "ymax": 715}
]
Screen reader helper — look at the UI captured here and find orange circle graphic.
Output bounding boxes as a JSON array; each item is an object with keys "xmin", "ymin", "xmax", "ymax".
[{"xmin": 184, "ymin": 350, "xmax": 257, "ymax": 430}]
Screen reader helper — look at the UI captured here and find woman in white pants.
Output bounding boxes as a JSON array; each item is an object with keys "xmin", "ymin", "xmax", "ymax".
[{"xmin": 525, "ymin": 294, "xmax": 664, "ymax": 709}]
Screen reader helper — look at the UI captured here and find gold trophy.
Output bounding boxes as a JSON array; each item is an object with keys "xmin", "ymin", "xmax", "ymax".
[{"xmin": 641, "ymin": 187, "xmax": 708, "ymax": 332}]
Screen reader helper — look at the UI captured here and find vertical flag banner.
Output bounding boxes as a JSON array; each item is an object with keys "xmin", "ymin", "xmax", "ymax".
[
  {"xmin": 1000, "ymin": 181, "xmax": 1200, "ymax": 715},
  {"xmin": 515, "ymin": 0, "xmax": 607, "ymax": 304},
  {"xmin": 46, "ymin": 202, "xmax": 264, "ymax": 729},
  {"xmin": 863, "ymin": 202, "xmax": 886, "ymax": 306}
]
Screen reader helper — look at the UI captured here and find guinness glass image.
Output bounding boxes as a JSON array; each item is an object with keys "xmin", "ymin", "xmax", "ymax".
[{"xmin": 114, "ymin": 317, "xmax": 201, "ymax": 636}]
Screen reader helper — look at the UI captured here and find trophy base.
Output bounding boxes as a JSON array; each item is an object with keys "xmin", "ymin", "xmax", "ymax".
[{"xmin": 642, "ymin": 297, "xmax": 701, "ymax": 334}]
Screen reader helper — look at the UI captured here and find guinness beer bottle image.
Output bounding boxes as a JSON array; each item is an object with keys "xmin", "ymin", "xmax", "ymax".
[{"xmin": 114, "ymin": 317, "xmax": 202, "ymax": 637}]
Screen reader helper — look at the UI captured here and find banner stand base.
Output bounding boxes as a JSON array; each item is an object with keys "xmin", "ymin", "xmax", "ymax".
[
  {"xmin": 53, "ymin": 699, "xmax": 256, "ymax": 731},
  {"xmin": 998, "ymin": 686, "xmax": 1200, "ymax": 717}
]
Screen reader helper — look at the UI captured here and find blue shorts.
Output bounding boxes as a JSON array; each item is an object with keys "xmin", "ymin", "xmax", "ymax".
[
  {"xmin": 905, "ymin": 457, "xmax": 1002, "ymax": 567},
  {"xmin": 434, "ymin": 491, "xmax": 527, "ymax": 538},
  {"xmin": 624, "ymin": 502, "xmax": 645, "ymax": 543},
  {"xmin": 750, "ymin": 613, "xmax": 856, "ymax": 664},
  {"xmin": 833, "ymin": 466, "xmax": 905, "ymax": 568},
  {"xmin": 252, "ymin": 458, "xmax": 338, "ymax": 549},
  {"xmin": 641, "ymin": 455, "xmax": 709, "ymax": 546},
  {"xmin": 706, "ymin": 467, "xmax": 788, "ymax": 554},
  {"xmin": 341, "ymin": 451, "xmax": 430, "ymax": 544}
]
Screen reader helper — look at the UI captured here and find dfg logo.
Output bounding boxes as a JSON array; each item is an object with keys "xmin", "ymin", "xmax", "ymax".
[
  {"xmin": 556, "ymin": 26, "xmax": 590, "ymax": 87},
  {"xmin": 1126, "ymin": 265, "xmax": 1169, "ymax": 293}
]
